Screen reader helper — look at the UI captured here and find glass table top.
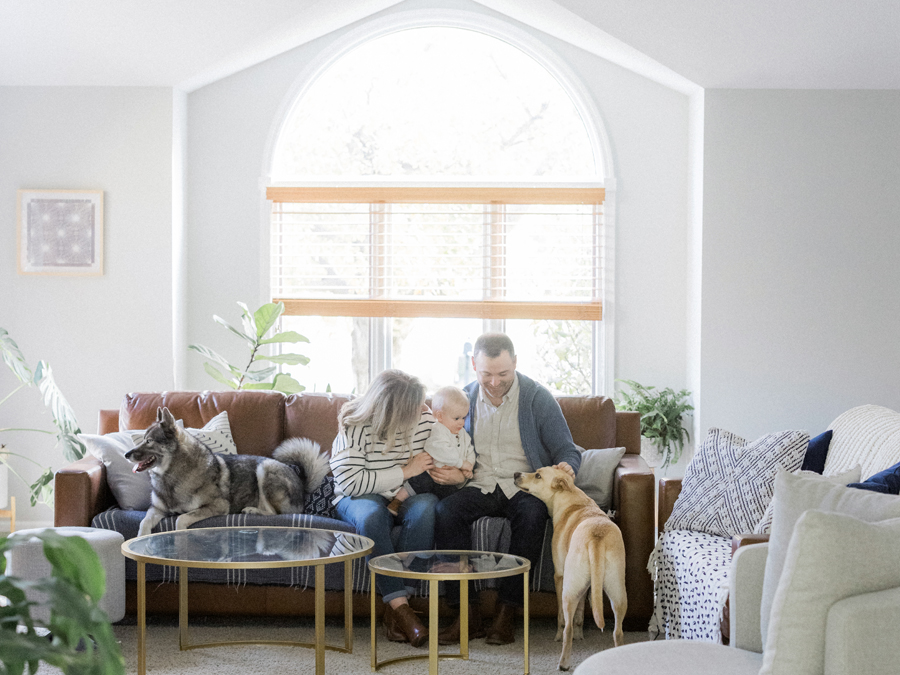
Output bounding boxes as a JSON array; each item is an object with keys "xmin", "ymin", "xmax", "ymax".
[
  {"xmin": 122, "ymin": 526, "xmax": 373, "ymax": 567},
  {"xmin": 368, "ymin": 550, "xmax": 529, "ymax": 579}
]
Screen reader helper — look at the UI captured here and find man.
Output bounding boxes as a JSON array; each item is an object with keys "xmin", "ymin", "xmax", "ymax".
[{"xmin": 430, "ymin": 332, "xmax": 582, "ymax": 645}]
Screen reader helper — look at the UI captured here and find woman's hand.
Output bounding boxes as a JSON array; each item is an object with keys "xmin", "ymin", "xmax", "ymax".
[
  {"xmin": 429, "ymin": 466, "xmax": 466, "ymax": 485},
  {"xmin": 402, "ymin": 451, "xmax": 435, "ymax": 479}
]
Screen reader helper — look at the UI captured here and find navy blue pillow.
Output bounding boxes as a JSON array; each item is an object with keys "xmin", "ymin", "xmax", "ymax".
[
  {"xmin": 800, "ymin": 430, "xmax": 833, "ymax": 474},
  {"xmin": 847, "ymin": 460, "xmax": 900, "ymax": 494}
]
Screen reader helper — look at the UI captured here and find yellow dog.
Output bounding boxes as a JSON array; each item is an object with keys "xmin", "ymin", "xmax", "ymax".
[{"xmin": 514, "ymin": 466, "xmax": 627, "ymax": 671}]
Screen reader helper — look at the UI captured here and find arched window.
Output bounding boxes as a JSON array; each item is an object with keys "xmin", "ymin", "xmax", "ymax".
[{"xmin": 268, "ymin": 26, "xmax": 607, "ymax": 395}]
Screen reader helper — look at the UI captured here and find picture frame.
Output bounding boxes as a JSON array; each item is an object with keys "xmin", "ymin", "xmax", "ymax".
[{"xmin": 17, "ymin": 189, "xmax": 104, "ymax": 276}]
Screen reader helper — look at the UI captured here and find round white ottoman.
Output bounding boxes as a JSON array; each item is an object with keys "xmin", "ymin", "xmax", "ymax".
[{"xmin": 6, "ymin": 526, "xmax": 125, "ymax": 623}]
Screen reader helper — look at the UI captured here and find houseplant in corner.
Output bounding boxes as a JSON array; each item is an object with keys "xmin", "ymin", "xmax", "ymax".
[
  {"xmin": 0, "ymin": 529, "xmax": 125, "ymax": 675},
  {"xmin": 0, "ymin": 328, "xmax": 85, "ymax": 508},
  {"xmin": 189, "ymin": 301, "xmax": 310, "ymax": 393},
  {"xmin": 613, "ymin": 379, "xmax": 693, "ymax": 470}
]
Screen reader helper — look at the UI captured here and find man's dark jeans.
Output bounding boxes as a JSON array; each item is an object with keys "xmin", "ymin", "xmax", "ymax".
[{"xmin": 434, "ymin": 484, "xmax": 549, "ymax": 607}]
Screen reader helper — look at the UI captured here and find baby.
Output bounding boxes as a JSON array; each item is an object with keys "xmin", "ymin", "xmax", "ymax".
[{"xmin": 386, "ymin": 385, "xmax": 476, "ymax": 516}]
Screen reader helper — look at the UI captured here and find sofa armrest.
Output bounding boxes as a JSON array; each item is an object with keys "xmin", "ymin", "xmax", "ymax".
[
  {"xmin": 613, "ymin": 453, "xmax": 655, "ymax": 622},
  {"xmin": 729, "ymin": 542, "xmax": 769, "ymax": 653},
  {"xmin": 825, "ymin": 586, "xmax": 900, "ymax": 673},
  {"xmin": 614, "ymin": 410, "xmax": 641, "ymax": 456},
  {"xmin": 732, "ymin": 532, "xmax": 769, "ymax": 555},
  {"xmin": 54, "ymin": 455, "xmax": 115, "ymax": 527},
  {"xmin": 658, "ymin": 476, "xmax": 682, "ymax": 528}
]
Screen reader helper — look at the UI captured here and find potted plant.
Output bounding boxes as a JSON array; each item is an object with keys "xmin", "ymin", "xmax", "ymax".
[
  {"xmin": 0, "ymin": 529, "xmax": 125, "ymax": 675},
  {"xmin": 0, "ymin": 329, "xmax": 85, "ymax": 508},
  {"xmin": 613, "ymin": 379, "xmax": 693, "ymax": 469},
  {"xmin": 189, "ymin": 301, "xmax": 310, "ymax": 394}
]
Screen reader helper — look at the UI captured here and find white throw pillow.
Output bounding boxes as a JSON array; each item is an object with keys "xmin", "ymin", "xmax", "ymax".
[
  {"xmin": 760, "ymin": 469, "xmax": 900, "ymax": 647},
  {"xmin": 824, "ymin": 404, "xmax": 900, "ymax": 481},
  {"xmin": 574, "ymin": 446, "xmax": 626, "ymax": 511},
  {"xmin": 760, "ymin": 510, "xmax": 900, "ymax": 675},
  {"xmin": 752, "ymin": 465, "xmax": 861, "ymax": 535},
  {"xmin": 665, "ymin": 427, "xmax": 809, "ymax": 537},
  {"xmin": 83, "ymin": 411, "xmax": 237, "ymax": 511}
]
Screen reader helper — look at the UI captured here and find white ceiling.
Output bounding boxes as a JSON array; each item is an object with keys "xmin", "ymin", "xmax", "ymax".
[{"xmin": 2, "ymin": 0, "xmax": 899, "ymax": 91}]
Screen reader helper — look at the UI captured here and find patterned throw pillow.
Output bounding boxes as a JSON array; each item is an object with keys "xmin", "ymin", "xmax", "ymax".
[
  {"xmin": 129, "ymin": 410, "xmax": 237, "ymax": 454},
  {"xmin": 303, "ymin": 475, "xmax": 337, "ymax": 519},
  {"xmin": 665, "ymin": 427, "xmax": 809, "ymax": 537}
]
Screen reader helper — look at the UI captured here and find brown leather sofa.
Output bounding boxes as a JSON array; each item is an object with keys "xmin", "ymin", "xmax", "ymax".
[{"xmin": 56, "ymin": 390, "xmax": 654, "ymax": 628}]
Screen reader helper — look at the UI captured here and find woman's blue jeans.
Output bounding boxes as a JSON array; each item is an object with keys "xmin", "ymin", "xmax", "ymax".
[{"xmin": 335, "ymin": 492, "xmax": 438, "ymax": 604}]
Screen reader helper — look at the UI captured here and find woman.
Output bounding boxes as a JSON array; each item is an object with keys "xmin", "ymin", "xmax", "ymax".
[{"xmin": 330, "ymin": 369, "xmax": 437, "ymax": 647}]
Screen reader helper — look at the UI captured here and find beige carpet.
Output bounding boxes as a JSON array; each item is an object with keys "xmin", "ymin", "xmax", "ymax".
[{"xmin": 37, "ymin": 615, "xmax": 652, "ymax": 674}]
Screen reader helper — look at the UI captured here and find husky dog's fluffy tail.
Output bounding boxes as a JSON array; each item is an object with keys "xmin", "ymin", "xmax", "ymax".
[{"xmin": 272, "ymin": 438, "xmax": 331, "ymax": 493}]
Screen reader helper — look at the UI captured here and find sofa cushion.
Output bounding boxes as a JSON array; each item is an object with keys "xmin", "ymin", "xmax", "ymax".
[
  {"xmin": 752, "ymin": 465, "xmax": 861, "ymax": 535},
  {"xmin": 666, "ymin": 428, "xmax": 809, "ymax": 538},
  {"xmin": 760, "ymin": 510, "xmax": 900, "ymax": 675},
  {"xmin": 557, "ymin": 396, "xmax": 617, "ymax": 451},
  {"xmin": 824, "ymin": 404, "xmax": 900, "ymax": 481},
  {"xmin": 761, "ymin": 470, "xmax": 900, "ymax": 648},
  {"xmin": 575, "ymin": 446, "xmax": 626, "ymax": 511},
  {"xmin": 284, "ymin": 392, "xmax": 350, "ymax": 454},
  {"xmin": 120, "ymin": 391, "xmax": 285, "ymax": 456}
]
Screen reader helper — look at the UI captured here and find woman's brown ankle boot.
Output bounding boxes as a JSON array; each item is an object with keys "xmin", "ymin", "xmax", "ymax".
[{"xmin": 384, "ymin": 603, "xmax": 428, "ymax": 647}]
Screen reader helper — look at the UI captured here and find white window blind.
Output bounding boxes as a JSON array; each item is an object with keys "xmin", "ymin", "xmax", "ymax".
[{"xmin": 267, "ymin": 187, "xmax": 604, "ymax": 320}]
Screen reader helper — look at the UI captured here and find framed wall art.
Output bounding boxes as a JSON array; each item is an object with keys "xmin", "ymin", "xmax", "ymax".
[{"xmin": 17, "ymin": 189, "xmax": 104, "ymax": 276}]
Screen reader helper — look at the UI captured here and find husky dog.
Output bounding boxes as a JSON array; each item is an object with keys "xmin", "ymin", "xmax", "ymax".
[{"xmin": 125, "ymin": 407, "xmax": 330, "ymax": 537}]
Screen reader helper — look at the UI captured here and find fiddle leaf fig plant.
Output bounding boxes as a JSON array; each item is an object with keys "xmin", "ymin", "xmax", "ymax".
[
  {"xmin": 0, "ymin": 529, "xmax": 125, "ymax": 675},
  {"xmin": 0, "ymin": 328, "xmax": 85, "ymax": 507},
  {"xmin": 189, "ymin": 301, "xmax": 310, "ymax": 394},
  {"xmin": 614, "ymin": 379, "xmax": 693, "ymax": 468}
]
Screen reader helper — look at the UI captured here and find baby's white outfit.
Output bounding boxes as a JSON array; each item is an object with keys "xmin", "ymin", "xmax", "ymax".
[{"xmin": 424, "ymin": 422, "xmax": 476, "ymax": 469}]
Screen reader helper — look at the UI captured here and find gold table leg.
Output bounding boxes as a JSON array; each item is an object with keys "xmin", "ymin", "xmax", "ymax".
[
  {"xmin": 179, "ymin": 566, "xmax": 188, "ymax": 650},
  {"xmin": 460, "ymin": 572, "xmax": 469, "ymax": 660},
  {"xmin": 315, "ymin": 564, "xmax": 325, "ymax": 675},
  {"xmin": 137, "ymin": 561, "xmax": 146, "ymax": 675},
  {"xmin": 370, "ymin": 569, "xmax": 377, "ymax": 671},
  {"xmin": 523, "ymin": 571, "xmax": 530, "ymax": 675},
  {"xmin": 345, "ymin": 560, "xmax": 353, "ymax": 652},
  {"xmin": 429, "ymin": 578, "xmax": 439, "ymax": 675}
]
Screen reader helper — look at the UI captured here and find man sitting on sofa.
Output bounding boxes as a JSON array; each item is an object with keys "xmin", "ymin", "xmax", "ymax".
[{"xmin": 432, "ymin": 332, "xmax": 582, "ymax": 645}]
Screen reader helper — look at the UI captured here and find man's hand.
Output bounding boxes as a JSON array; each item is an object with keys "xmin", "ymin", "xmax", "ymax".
[
  {"xmin": 429, "ymin": 465, "xmax": 466, "ymax": 485},
  {"xmin": 553, "ymin": 461, "xmax": 575, "ymax": 478}
]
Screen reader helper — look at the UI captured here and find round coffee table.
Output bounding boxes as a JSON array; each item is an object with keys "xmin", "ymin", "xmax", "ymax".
[
  {"xmin": 122, "ymin": 526, "xmax": 373, "ymax": 675},
  {"xmin": 368, "ymin": 550, "xmax": 531, "ymax": 675}
]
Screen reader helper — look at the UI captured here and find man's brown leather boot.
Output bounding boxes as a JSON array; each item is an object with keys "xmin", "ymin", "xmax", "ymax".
[
  {"xmin": 485, "ymin": 603, "xmax": 516, "ymax": 645},
  {"xmin": 437, "ymin": 604, "xmax": 485, "ymax": 645},
  {"xmin": 384, "ymin": 603, "xmax": 428, "ymax": 647}
]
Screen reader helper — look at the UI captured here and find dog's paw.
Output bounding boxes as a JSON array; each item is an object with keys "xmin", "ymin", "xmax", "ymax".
[
  {"xmin": 574, "ymin": 627, "xmax": 584, "ymax": 640},
  {"xmin": 557, "ymin": 660, "xmax": 571, "ymax": 671},
  {"xmin": 554, "ymin": 628, "xmax": 564, "ymax": 642}
]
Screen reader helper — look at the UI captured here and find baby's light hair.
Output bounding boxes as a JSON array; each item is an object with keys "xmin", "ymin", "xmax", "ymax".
[{"xmin": 431, "ymin": 386, "xmax": 469, "ymax": 413}]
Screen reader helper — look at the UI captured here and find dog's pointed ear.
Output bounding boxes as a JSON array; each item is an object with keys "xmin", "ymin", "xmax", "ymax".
[
  {"xmin": 159, "ymin": 407, "xmax": 176, "ymax": 427},
  {"xmin": 551, "ymin": 476, "xmax": 570, "ymax": 492}
]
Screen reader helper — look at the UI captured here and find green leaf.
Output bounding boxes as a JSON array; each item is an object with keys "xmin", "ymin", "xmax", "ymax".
[
  {"xmin": 254, "ymin": 353, "xmax": 310, "ymax": 366},
  {"xmin": 188, "ymin": 344, "xmax": 238, "ymax": 374},
  {"xmin": 34, "ymin": 361, "xmax": 83, "ymax": 460},
  {"xmin": 28, "ymin": 469, "xmax": 54, "ymax": 507},
  {"xmin": 253, "ymin": 302, "xmax": 284, "ymax": 338},
  {"xmin": 271, "ymin": 373, "xmax": 304, "ymax": 394},
  {"xmin": 241, "ymin": 382, "xmax": 275, "ymax": 390},
  {"xmin": 239, "ymin": 365, "xmax": 277, "ymax": 383},
  {"xmin": 213, "ymin": 315, "xmax": 255, "ymax": 346},
  {"xmin": 259, "ymin": 330, "xmax": 309, "ymax": 345},
  {"xmin": 203, "ymin": 363, "xmax": 238, "ymax": 389},
  {"xmin": 0, "ymin": 328, "xmax": 33, "ymax": 384},
  {"xmin": 237, "ymin": 301, "xmax": 257, "ymax": 340}
]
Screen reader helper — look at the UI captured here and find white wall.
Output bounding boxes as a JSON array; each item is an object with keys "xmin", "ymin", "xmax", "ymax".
[
  {"xmin": 701, "ymin": 90, "xmax": 900, "ymax": 440},
  {"xmin": 0, "ymin": 86, "xmax": 174, "ymax": 527},
  {"xmin": 184, "ymin": 0, "xmax": 692, "ymax": 407}
]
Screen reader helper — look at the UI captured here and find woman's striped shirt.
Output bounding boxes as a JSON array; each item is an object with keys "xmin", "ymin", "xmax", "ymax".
[{"xmin": 330, "ymin": 411, "xmax": 434, "ymax": 503}]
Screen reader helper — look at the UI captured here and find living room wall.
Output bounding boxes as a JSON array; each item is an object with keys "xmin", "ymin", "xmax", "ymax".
[
  {"xmin": 0, "ymin": 86, "xmax": 175, "ymax": 527},
  {"xmin": 184, "ymin": 0, "xmax": 692, "ymax": 411},
  {"xmin": 701, "ymin": 89, "xmax": 900, "ymax": 440}
]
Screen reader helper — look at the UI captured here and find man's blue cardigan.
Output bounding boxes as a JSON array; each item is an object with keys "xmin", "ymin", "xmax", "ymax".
[{"xmin": 463, "ymin": 372, "xmax": 582, "ymax": 475}]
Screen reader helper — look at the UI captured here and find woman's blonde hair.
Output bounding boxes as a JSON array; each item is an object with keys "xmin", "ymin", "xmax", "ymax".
[{"xmin": 338, "ymin": 369, "xmax": 426, "ymax": 452}]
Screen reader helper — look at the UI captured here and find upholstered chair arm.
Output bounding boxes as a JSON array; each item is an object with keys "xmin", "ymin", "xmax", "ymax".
[
  {"xmin": 658, "ymin": 476, "xmax": 682, "ymax": 528},
  {"xmin": 614, "ymin": 453, "xmax": 655, "ymax": 626},
  {"xmin": 729, "ymin": 542, "xmax": 769, "ymax": 653},
  {"xmin": 54, "ymin": 455, "xmax": 115, "ymax": 527}
]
